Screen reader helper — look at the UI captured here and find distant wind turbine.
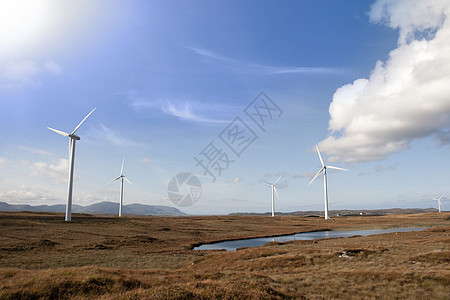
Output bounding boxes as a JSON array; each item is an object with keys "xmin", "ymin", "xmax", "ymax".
[
  {"xmin": 433, "ymin": 195, "xmax": 443, "ymax": 212},
  {"xmin": 48, "ymin": 108, "xmax": 96, "ymax": 221},
  {"xmin": 309, "ymin": 145, "xmax": 348, "ymax": 220},
  {"xmin": 264, "ymin": 176, "xmax": 281, "ymax": 217},
  {"xmin": 109, "ymin": 158, "xmax": 132, "ymax": 217}
]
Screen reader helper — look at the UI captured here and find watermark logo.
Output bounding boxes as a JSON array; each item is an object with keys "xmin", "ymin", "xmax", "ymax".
[
  {"xmin": 219, "ymin": 117, "xmax": 258, "ymax": 157},
  {"xmin": 167, "ymin": 92, "xmax": 283, "ymax": 207},
  {"xmin": 167, "ymin": 172, "xmax": 202, "ymax": 207},
  {"xmin": 244, "ymin": 92, "xmax": 283, "ymax": 132}
]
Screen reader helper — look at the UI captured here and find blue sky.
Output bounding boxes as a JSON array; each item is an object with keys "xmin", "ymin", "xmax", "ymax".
[{"xmin": 0, "ymin": 0, "xmax": 449, "ymax": 215}]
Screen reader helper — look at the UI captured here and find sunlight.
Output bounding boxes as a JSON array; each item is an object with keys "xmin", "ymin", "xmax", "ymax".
[{"xmin": 0, "ymin": 0, "xmax": 50, "ymax": 54}]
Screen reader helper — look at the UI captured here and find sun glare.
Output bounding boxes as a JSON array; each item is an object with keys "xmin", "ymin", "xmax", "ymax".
[{"xmin": 0, "ymin": 0, "xmax": 50, "ymax": 56}]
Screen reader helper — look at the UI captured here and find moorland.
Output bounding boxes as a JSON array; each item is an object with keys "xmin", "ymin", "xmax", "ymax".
[{"xmin": 0, "ymin": 211, "xmax": 449, "ymax": 299}]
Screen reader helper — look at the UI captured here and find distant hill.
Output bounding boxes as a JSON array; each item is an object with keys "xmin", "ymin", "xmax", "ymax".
[
  {"xmin": 231, "ymin": 208, "xmax": 439, "ymax": 217},
  {"xmin": 0, "ymin": 201, "xmax": 186, "ymax": 216}
]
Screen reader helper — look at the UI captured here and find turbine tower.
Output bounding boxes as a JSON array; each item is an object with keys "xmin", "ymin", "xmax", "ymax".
[
  {"xmin": 433, "ymin": 195, "xmax": 443, "ymax": 212},
  {"xmin": 309, "ymin": 145, "xmax": 348, "ymax": 220},
  {"xmin": 264, "ymin": 176, "xmax": 281, "ymax": 217},
  {"xmin": 109, "ymin": 158, "xmax": 132, "ymax": 217},
  {"xmin": 48, "ymin": 108, "xmax": 96, "ymax": 221}
]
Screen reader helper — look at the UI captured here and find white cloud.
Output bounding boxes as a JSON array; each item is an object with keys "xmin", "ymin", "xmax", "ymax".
[
  {"xmin": 319, "ymin": 0, "xmax": 450, "ymax": 163},
  {"xmin": 0, "ymin": 185, "xmax": 58, "ymax": 204},
  {"xmin": 370, "ymin": 0, "xmax": 449, "ymax": 44},
  {"xmin": 0, "ymin": 59, "xmax": 62, "ymax": 89},
  {"xmin": 26, "ymin": 158, "xmax": 69, "ymax": 184},
  {"xmin": 0, "ymin": 157, "xmax": 6, "ymax": 165}
]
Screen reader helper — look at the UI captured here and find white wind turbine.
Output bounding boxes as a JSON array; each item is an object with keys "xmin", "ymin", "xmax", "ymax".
[
  {"xmin": 264, "ymin": 176, "xmax": 281, "ymax": 217},
  {"xmin": 433, "ymin": 195, "xmax": 443, "ymax": 212},
  {"xmin": 309, "ymin": 145, "xmax": 348, "ymax": 220},
  {"xmin": 47, "ymin": 108, "xmax": 96, "ymax": 221},
  {"xmin": 109, "ymin": 158, "xmax": 132, "ymax": 217}
]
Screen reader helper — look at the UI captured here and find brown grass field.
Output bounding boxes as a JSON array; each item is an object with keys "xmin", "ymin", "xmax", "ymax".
[{"xmin": 0, "ymin": 211, "xmax": 449, "ymax": 299}]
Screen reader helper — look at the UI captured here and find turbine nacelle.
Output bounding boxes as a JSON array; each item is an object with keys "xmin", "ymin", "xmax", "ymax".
[{"xmin": 70, "ymin": 134, "xmax": 81, "ymax": 140}]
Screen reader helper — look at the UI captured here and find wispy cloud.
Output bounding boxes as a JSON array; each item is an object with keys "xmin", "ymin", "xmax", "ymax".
[
  {"xmin": 126, "ymin": 90, "xmax": 235, "ymax": 124},
  {"xmin": 89, "ymin": 123, "xmax": 143, "ymax": 147},
  {"xmin": 161, "ymin": 100, "xmax": 230, "ymax": 123},
  {"xmin": 187, "ymin": 46, "xmax": 344, "ymax": 75}
]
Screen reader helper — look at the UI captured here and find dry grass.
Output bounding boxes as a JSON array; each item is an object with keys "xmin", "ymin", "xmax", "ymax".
[{"xmin": 0, "ymin": 211, "xmax": 449, "ymax": 299}]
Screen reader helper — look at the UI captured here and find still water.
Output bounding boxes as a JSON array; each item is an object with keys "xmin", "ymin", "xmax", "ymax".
[{"xmin": 194, "ymin": 227, "xmax": 428, "ymax": 251}]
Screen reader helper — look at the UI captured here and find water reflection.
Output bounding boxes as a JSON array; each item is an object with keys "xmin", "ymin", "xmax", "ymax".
[{"xmin": 194, "ymin": 227, "xmax": 428, "ymax": 251}]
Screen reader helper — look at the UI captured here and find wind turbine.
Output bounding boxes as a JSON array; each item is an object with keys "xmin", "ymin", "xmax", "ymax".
[
  {"xmin": 47, "ymin": 108, "xmax": 96, "ymax": 221},
  {"xmin": 309, "ymin": 145, "xmax": 348, "ymax": 220},
  {"xmin": 264, "ymin": 176, "xmax": 281, "ymax": 217},
  {"xmin": 433, "ymin": 195, "xmax": 443, "ymax": 212},
  {"xmin": 109, "ymin": 158, "xmax": 132, "ymax": 217}
]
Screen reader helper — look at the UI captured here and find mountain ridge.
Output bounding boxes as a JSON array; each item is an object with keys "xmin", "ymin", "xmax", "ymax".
[
  {"xmin": 230, "ymin": 208, "xmax": 439, "ymax": 217},
  {"xmin": 0, "ymin": 201, "xmax": 186, "ymax": 216}
]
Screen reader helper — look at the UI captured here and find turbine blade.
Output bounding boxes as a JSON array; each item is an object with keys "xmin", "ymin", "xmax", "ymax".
[
  {"xmin": 274, "ymin": 176, "xmax": 282, "ymax": 185},
  {"xmin": 120, "ymin": 158, "xmax": 124, "ymax": 176},
  {"xmin": 71, "ymin": 107, "xmax": 96, "ymax": 135},
  {"xmin": 308, "ymin": 167, "xmax": 324, "ymax": 185},
  {"xmin": 274, "ymin": 186, "xmax": 279, "ymax": 199},
  {"xmin": 48, "ymin": 127, "xmax": 69, "ymax": 137},
  {"xmin": 107, "ymin": 176, "xmax": 121, "ymax": 185},
  {"xmin": 124, "ymin": 177, "xmax": 133, "ymax": 185},
  {"xmin": 263, "ymin": 181, "xmax": 272, "ymax": 185},
  {"xmin": 327, "ymin": 166, "xmax": 349, "ymax": 171},
  {"xmin": 316, "ymin": 145, "xmax": 324, "ymax": 166}
]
